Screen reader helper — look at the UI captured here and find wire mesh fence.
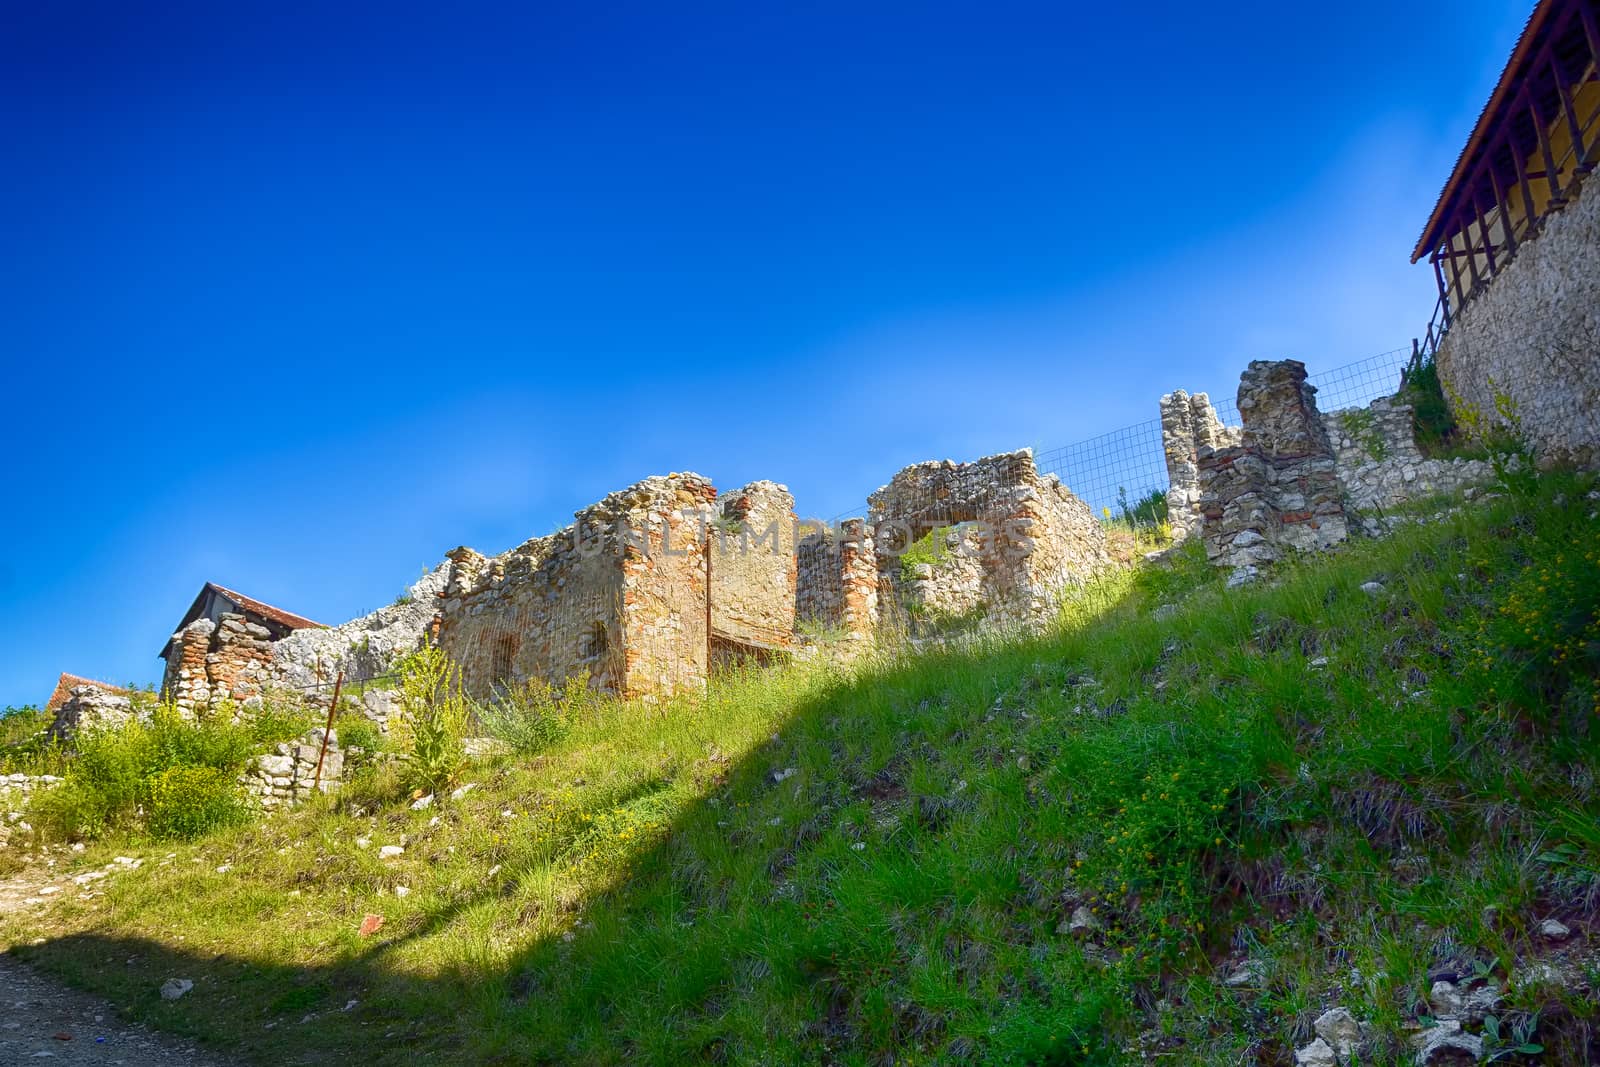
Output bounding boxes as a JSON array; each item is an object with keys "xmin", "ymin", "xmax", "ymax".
[{"xmin": 1034, "ymin": 347, "xmax": 1414, "ymax": 515}]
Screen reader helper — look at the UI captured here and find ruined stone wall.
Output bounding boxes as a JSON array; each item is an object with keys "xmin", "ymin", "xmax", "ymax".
[
  {"xmin": 866, "ymin": 449, "xmax": 1110, "ymax": 631},
  {"xmin": 437, "ymin": 472, "xmax": 716, "ymax": 702},
  {"xmin": 1436, "ymin": 173, "xmax": 1600, "ymax": 466},
  {"xmin": 160, "ymin": 614, "xmax": 277, "ymax": 714},
  {"xmin": 616, "ymin": 476, "xmax": 716, "ymax": 700},
  {"xmin": 1161, "ymin": 390, "xmax": 1241, "ymax": 541},
  {"xmin": 1199, "ymin": 360, "xmax": 1348, "ymax": 574},
  {"xmin": 0, "ymin": 774, "xmax": 60, "ymax": 849},
  {"xmin": 795, "ymin": 518, "xmax": 879, "ymax": 641},
  {"xmin": 1322, "ymin": 397, "xmax": 1494, "ymax": 511},
  {"xmin": 48, "ymin": 685, "xmax": 145, "ymax": 738},
  {"xmin": 240, "ymin": 727, "xmax": 357, "ymax": 810},
  {"xmin": 711, "ymin": 481, "xmax": 797, "ymax": 650},
  {"xmin": 270, "ymin": 562, "xmax": 453, "ymax": 689}
]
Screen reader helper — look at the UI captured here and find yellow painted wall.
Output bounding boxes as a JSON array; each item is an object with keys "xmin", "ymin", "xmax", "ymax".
[{"xmin": 1441, "ymin": 72, "xmax": 1599, "ymax": 301}]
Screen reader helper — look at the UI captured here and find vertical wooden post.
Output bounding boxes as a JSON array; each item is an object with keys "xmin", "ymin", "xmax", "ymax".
[
  {"xmin": 1529, "ymin": 86, "xmax": 1565, "ymax": 204},
  {"xmin": 1470, "ymin": 186, "xmax": 1496, "ymax": 276},
  {"xmin": 1511, "ymin": 124, "xmax": 1538, "ymax": 239},
  {"xmin": 1578, "ymin": 0, "xmax": 1600, "ymax": 72},
  {"xmin": 312, "ymin": 670, "xmax": 344, "ymax": 794},
  {"xmin": 1486, "ymin": 150, "xmax": 1516, "ymax": 259},
  {"xmin": 1431, "ymin": 249, "xmax": 1451, "ymax": 318},
  {"xmin": 1550, "ymin": 53, "xmax": 1591, "ymax": 171}
]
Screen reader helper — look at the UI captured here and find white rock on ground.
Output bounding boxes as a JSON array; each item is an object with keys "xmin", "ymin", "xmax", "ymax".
[
  {"xmin": 1313, "ymin": 1007, "xmax": 1364, "ymax": 1058},
  {"xmin": 158, "ymin": 978, "xmax": 193, "ymax": 1001},
  {"xmin": 1294, "ymin": 1037, "xmax": 1338, "ymax": 1067}
]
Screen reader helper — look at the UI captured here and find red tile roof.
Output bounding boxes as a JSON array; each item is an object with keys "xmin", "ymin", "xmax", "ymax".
[
  {"xmin": 44, "ymin": 673, "xmax": 127, "ymax": 714},
  {"xmin": 204, "ymin": 583, "xmax": 323, "ymax": 632}
]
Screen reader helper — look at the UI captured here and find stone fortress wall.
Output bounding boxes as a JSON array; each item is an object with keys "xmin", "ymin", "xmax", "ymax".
[{"xmin": 1435, "ymin": 173, "xmax": 1600, "ymax": 467}]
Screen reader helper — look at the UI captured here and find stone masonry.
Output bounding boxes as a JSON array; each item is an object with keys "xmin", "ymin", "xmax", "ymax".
[
  {"xmin": 710, "ymin": 481, "xmax": 798, "ymax": 657},
  {"xmin": 795, "ymin": 518, "xmax": 879, "ymax": 642},
  {"xmin": 862, "ymin": 449, "xmax": 1111, "ymax": 634},
  {"xmin": 240, "ymin": 727, "xmax": 352, "ymax": 811},
  {"xmin": 270, "ymin": 562, "xmax": 455, "ymax": 690},
  {"xmin": 1436, "ymin": 172, "xmax": 1600, "ymax": 466},
  {"xmin": 1160, "ymin": 390, "xmax": 1241, "ymax": 542},
  {"xmin": 1321, "ymin": 396, "xmax": 1494, "ymax": 511},
  {"xmin": 49, "ymin": 685, "xmax": 149, "ymax": 739},
  {"xmin": 1198, "ymin": 360, "xmax": 1349, "ymax": 572},
  {"xmin": 161, "ymin": 614, "xmax": 277, "ymax": 714},
  {"xmin": 437, "ymin": 472, "xmax": 720, "ymax": 702}
]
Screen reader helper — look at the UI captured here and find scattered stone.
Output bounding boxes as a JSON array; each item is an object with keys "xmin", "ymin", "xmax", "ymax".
[
  {"xmin": 159, "ymin": 978, "xmax": 194, "ymax": 1001},
  {"xmin": 1224, "ymin": 959, "xmax": 1263, "ymax": 987},
  {"xmin": 1360, "ymin": 581, "xmax": 1385, "ymax": 596},
  {"xmin": 1063, "ymin": 905, "xmax": 1101, "ymax": 938},
  {"xmin": 1412, "ymin": 1020, "xmax": 1482, "ymax": 1065},
  {"xmin": 358, "ymin": 914, "xmax": 385, "ymax": 937},
  {"xmin": 1294, "ymin": 1037, "xmax": 1338, "ymax": 1067},
  {"xmin": 1314, "ymin": 1007, "xmax": 1364, "ymax": 1058},
  {"xmin": 1309, "ymin": 656, "xmax": 1329, "ymax": 669},
  {"xmin": 449, "ymin": 783, "xmax": 476, "ymax": 801},
  {"xmin": 1226, "ymin": 565, "xmax": 1260, "ymax": 589},
  {"xmin": 355, "ymin": 837, "xmax": 371, "ymax": 850},
  {"xmin": 394, "ymin": 886, "xmax": 410, "ymax": 898},
  {"xmin": 378, "ymin": 845, "xmax": 404, "ymax": 860},
  {"xmin": 1538, "ymin": 917, "xmax": 1571, "ymax": 942},
  {"xmin": 409, "ymin": 795, "xmax": 434, "ymax": 811},
  {"xmin": 772, "ymin": 768, "xmax": 797, "ymax": 784}
]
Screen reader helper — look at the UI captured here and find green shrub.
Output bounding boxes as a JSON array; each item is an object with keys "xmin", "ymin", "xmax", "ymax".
[
  {"xmin": 1398, "ymin": 350, "xmax": 1458, "ymax": 455},
  {"xmin": 335, "ymin": 715, "xmax": 384, "ymax": 756},
  {"xmin": 395, "ymin": 646, "xmax": 467, "ymax": 795},
  {"xmin": 477, "ymin": 678, "xmax": 573, "ymax": 756},
  {"xmin": 146, "ymin": 764, "xmax": 246, "ymax": 839},
  {"xmin": 32, "ymin": 704, "xmax": 258, "ymax": 841}
]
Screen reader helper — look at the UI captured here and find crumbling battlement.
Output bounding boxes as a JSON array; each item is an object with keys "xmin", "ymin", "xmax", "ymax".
[
  {"xmin": 436, "ymin": 472, "xmax": 719, "ymax": 702},
  {"xmin": 711, "ymin": 481, "xmax": 798, "ymax": 655},
  {"xmin": 270, "ymin": 563, "xmax": 454, "ymax": 690},
  {"xmin": 795, "ymin": 518, "xmax": 879, "ymax": 642},
  {"xmin": 1198, "ymin": 360, "xmax": 1349, "ymax": 573},
  {"xmin": 863, "ymin": 449, "xmax": 1111, "ymax": 632},
  {"xmin": 1160, "ymin": 390, "xmax": 1241, "ymax": 542}
]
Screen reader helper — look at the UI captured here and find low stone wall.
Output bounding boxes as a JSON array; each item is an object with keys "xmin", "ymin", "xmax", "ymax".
[
  {"xmin": 1436, "ymin": 173, "xmax": 1600, "ymax": 466},
  {"xmin": 1322, "ymin": 397, "xmax": 1494, "ymax": 511},
  {"xmin": 1199, "ymin": 360, "xmax": 1349, "ymax": 573},
  {"xmin": 240, "ymin": 728, "xmax": 354, "ymax": 810},
  {"xmin": 0, "ymin": 774, "xmax": 61, "ymax": 849},
  {"xmin": 49, "ymin": 685, "xmax": 149, "ymax": 739}
]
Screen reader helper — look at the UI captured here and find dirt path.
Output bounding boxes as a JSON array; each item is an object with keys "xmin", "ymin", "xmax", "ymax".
[
  {"xmin": 0, "ymin": 954, "xmax": 222, "ymax": 1065},
  {"xmin": 1, "ymin": 854, "xmax": 220, "ymax": 1063}
]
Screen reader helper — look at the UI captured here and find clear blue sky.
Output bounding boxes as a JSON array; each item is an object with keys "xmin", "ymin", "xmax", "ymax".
[{"xmin": 0, "ymin": 0, "xmax": 1532, "ymax": 707}]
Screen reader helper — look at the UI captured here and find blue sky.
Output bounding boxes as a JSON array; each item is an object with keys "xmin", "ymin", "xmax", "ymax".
[{"xmin": 0, "ymin": 0, "xmax": 1532, "ymax": 707}]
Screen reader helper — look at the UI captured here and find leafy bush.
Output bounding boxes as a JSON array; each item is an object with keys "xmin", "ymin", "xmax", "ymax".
[
  {"xmin": 334, "ymin": 715, "xmax": 384, "ymax": 756},
  {"xmin": 395, "ymin": 646, "xmax": 467, "ymax": 795},
  {"xmin": 1397, "ymin": 349, "xmax": 1458, "ymax": 455},
  {"xmin": 32, "ymin": 705, "xmax": 257, "ymax": 841},
  {"xmin": 1, "ymin": 706, "xmax": 67, "ymax": 775},
  {"xmin": 476, "ymin": 676, "xmax": 581, "ymax": 755},
  {"xmin": 146, "ymin": 764, "xmax": 246, "ymax": 839}
]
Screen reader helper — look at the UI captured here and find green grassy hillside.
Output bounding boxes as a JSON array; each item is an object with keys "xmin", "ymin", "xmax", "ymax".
[{"xmin": 3, "ymin": 472, "xmax": 1598, "ymax": 1065}]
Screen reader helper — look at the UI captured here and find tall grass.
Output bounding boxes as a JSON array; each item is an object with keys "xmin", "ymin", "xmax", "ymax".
[{"xmin": 4, "ymin": 470, "xmax": 1597, "ymax": 1065}]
